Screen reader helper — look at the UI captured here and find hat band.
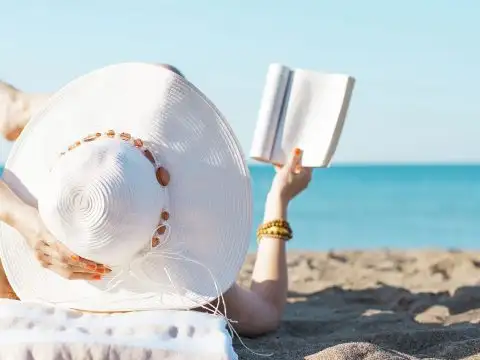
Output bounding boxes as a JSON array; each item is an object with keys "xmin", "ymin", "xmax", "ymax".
[{"xmin": 60, "ymin": 130, "xmax": 170, "ymax": 186}]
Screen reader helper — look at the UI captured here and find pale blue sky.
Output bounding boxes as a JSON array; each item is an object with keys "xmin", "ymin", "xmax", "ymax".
[{"xmin": 1, "ymin": 0, "xmax": 479, "ymax": 164}]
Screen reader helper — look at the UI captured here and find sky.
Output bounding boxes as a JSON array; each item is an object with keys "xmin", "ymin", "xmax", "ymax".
[{"xmin": 1, "ymin": 0, "xmax": 479, "ymax": 164}]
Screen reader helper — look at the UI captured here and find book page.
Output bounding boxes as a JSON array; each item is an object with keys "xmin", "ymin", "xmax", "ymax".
[
  {"xmin": 249, "ymin": 64, "xmax": 291, "ymax": 162},
  {"xmin": 322, "ymin": 77, "xmax": 355, "ymax": 166},
  {"xmin": 270, "ymin": 70, "xmax": 355, "ymax": 167}
]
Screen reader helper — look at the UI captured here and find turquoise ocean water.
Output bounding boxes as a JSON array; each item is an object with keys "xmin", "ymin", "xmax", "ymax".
[
  {"xmin": 250, "ymin": 164, "xmax": 480, "ymax": 251},
  {"xmin": 2, "ymin": 165, "xmax": 479, "ymax": 251}
]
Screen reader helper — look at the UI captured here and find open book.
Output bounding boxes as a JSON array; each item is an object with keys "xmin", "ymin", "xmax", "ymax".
[{"xmin": 249, "ymin": 63, "xmax": 355, "ymax": 167}]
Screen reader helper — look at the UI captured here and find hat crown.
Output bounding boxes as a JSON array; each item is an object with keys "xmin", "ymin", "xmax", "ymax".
[{"xmin": 38, "ymin": 138, "xmax": 165, "ymax": 266}]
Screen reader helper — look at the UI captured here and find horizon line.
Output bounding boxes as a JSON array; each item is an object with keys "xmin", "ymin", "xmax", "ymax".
[
  {"xmin": 2, "ymin": 161, "xmax": 480, "ymax": 168},
  {"xmin": 247, "ymin": 161, "xmax": 480, "ymax": 167}
]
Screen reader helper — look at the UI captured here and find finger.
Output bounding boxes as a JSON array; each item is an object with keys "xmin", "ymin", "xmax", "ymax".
[
  {"xmin": 49, "ymin": 240, "xmax": 81, "ymax": 263},
  {"xmin": 39, "ymin": 252, "xmax": 99, "ymax": 274},
  {"xmin": 46, "ymin": 255, "xmax": 99, "ymax": 276},
  {"xmin": 41, "ymin": 234, "xmax": 76, "ymax": 263},
  {"xmin": 302, "ymin": 167, "xmax": 313, "ymax": 181},
  {"xmin": 34, "ymin": 251, "xmax": 52, "ymax": 268},
  {"xmin": 40, "ymin": 233, "xmax": 111, "ymax": 274},
  {"xmin": 69, "ymin": 257, "xmax": 111, "ymax": 274},
  {"xmin": 50, "ymin": 241, "xmax": 110, "ymax": 273},
  {"xmin": 272, "ymin": 161, "xmax": 283, "ymax": 172},
  {"xmin": 46, "ymin": 264, "xmax": 103, "ymax": 281},
  {"xmin": 74, "ymin": 259, "xmax": 111, "ymax": 274},
  {"xmin": 54, "ymin": 257, "xmax": 104, "ymax": 274},
  {"xmin": 286, "ymin": 148, "xmax": 303, "ymax": 173}
]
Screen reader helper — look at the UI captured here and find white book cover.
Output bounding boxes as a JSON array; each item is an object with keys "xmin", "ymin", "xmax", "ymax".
[{"xmin": 249, "ymin": 63, "xmax": 355, "ymax": 167}]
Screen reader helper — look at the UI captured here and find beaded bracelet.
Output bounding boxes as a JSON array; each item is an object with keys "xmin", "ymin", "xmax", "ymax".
[
  {"xmin": 256, "ymin": 219, "xmax": 293, "ymax": 242},
  {"xmin": 258, "ymin": 220, "xmax": 292, "ymax": 232}
]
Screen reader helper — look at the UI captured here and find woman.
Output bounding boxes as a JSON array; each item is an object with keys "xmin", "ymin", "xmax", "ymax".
[{"xmin": 0, "ymin": 64, "xmax": 312, "ymax": 337}]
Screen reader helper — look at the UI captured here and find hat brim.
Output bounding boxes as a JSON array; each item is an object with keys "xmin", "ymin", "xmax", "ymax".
[{"xmin": 0, "ymin": 63, "xmax": 252, "ymax": 311}]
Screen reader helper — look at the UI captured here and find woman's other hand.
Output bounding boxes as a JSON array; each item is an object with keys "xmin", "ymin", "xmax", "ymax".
[
  {"xmin": 16, "ymin": 206, "xmax": 110, "ymax": 280},
  {"xmin": 270, "ymin": 148, "xmax": 312, "ymax": 203}
]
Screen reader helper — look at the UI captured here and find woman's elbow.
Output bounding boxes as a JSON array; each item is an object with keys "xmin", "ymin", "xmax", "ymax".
[
  {"xmin": 241, "ymin": 321, "xmax": 281, "ymax": 338},
  {"xmin": 236, "ymin": 309, "xmax": 282, "ymax": 338},
  {"xmin": 261, "ymin": 317, "xmax": 281, "ymax": 335}
]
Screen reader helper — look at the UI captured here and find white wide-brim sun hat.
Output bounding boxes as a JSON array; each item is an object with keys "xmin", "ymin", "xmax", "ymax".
[{"xmin": 0, "ymin": 63, "xmax": 252, "ymax": 311}]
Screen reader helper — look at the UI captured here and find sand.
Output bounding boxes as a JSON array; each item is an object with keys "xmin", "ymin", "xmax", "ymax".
[{"xmin": 234, "ymin": 249, "xmax": 480, "ymax": 359}]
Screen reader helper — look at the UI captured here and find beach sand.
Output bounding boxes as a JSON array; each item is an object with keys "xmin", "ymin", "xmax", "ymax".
[{"xmin": 235, "ymin": 249, "xmax": 480, "ymax": 359}]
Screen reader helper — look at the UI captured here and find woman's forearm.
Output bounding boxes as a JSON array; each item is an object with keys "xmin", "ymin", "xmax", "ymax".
[
  {"xmin": 0, "ymin": 179, "xmax": 28, "ymax": 229},
  {"xmin": 219, "ymin": 192, "xmax": 289, "ymax": 336},
  {"xmin": 249, "ymin": 192, "xmax": 289, "ymax": 317}
]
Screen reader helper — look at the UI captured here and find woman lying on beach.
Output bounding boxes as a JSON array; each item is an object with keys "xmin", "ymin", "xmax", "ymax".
[{"xmin": 0, "ymin": 63, "xmax": 312, "ymax": 337}]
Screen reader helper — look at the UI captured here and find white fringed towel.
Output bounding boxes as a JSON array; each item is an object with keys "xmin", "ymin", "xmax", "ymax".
[{"xmin": 0, "ymin": 299, "xmax": 237, "ymax": 360}]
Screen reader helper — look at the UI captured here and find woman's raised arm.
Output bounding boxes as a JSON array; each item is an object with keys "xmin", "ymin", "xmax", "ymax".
[{"xmin": 222, "ymin": 149, "xmax": 312, "ymax": 337}]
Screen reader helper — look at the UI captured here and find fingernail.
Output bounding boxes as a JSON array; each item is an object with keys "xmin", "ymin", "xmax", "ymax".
[
  {"xmin": 86, "ymin": 264, "xmax": 96, "ymax": 271},
  {"xmin": 71, "ymin": 255, "xmax": 79, "ymax": 262},
  {"xmin": 294, "ymin": 148, "xmax": 302, "ymax": 156},
  {"xmin": 92, "ymin": 274, "xmax": 102, "ymax": 280},
  {"xmin": 97, "ymin": 266, "xmax": 112, "ymax": 274}
]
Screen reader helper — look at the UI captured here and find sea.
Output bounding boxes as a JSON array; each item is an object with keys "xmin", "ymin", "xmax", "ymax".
[{"xmin": 2, "ymin": 165, "xmax": 480, "ymax": 251}]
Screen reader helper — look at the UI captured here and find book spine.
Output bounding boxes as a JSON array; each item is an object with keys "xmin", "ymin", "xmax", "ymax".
[
  {"xmin": 269, "ymin": 69, "xmax": 293, "ymax": 165},
  {"xmin": 249, "ymin": 64, "xmax": 290, "ymax": 162}
]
